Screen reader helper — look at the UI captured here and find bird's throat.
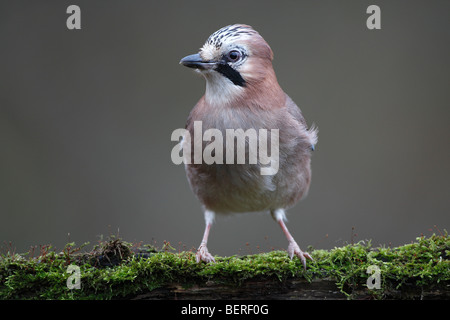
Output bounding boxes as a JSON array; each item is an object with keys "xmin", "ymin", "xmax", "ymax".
[{"xmin": 204, "ymin": 72, "xmax": 245, "ymax": 107}]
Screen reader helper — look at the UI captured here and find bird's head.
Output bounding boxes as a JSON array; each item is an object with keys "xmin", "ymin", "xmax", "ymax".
[{"xmin": 180, "ymin": 24, "xmax": 276, "ymax": 106}]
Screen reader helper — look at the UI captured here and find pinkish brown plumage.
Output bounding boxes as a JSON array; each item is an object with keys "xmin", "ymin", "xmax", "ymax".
[{"xmin": 179, "ymin": 24, "xmax": 317, "ymax": 269}]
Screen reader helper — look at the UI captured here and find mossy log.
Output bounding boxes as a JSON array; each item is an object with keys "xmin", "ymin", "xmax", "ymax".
[
  {"xmin": 132, "ymin": 278, "xmax": 347, "ymax": 300},
  {"xmin": 130, "ymin": 277, "xmax": 449, "ymax": 300},
  {"xmin": 1, "ymin": 234, "xmax": 449, "ymax": 300}
]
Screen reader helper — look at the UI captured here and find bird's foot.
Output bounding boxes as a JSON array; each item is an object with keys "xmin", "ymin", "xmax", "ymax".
[
  {"xmin": 196, "ymin": 242, "xmax": 215, "ymax": 263},
  {"xmin": 287, "ymin": 241, "xmax": 313, "ymax": 270}
]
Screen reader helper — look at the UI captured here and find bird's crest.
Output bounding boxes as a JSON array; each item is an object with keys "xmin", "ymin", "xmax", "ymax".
[{"xmin": 206, "ymin": 24, "xmax": 257, "ymax": 49}]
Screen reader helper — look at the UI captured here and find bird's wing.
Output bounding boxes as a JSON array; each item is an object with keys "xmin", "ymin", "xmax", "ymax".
[
  {"xmin": 284, "ymin": 94, "xmax": 307, "ymax": 126},
  {"xmin": 284, "ymin": 94, "xmax": 318, "ymax": 150}
]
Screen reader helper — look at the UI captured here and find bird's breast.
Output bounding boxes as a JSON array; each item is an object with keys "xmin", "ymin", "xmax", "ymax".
[{"xmin": 185, "ymin": 102, "xmax": 312, "ymax": 213}]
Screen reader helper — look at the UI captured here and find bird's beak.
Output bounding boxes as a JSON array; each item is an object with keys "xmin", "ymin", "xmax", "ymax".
[{"xmin": 180, "ymin": 53, "xmax": 216, "ymax": 70}]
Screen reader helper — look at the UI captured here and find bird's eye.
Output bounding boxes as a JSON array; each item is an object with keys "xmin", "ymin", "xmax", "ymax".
[{"xmin": 226, "ymin": 50, "xmax": 241, "ymax": 62}]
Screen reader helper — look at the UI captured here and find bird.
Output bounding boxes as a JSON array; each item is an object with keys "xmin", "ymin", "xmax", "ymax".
[{"xmin": 179, "ymin": 24, "xmax": 318, "ymax": 270}]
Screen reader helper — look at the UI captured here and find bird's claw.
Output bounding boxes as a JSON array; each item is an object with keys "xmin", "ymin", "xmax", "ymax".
[
  {"xmin": 196, "ymin": 242, "xmax": 215, "ymax": 263},
  {"xmin": 287, "ymin": 241, "xmax": 313, "ymax": 270}
]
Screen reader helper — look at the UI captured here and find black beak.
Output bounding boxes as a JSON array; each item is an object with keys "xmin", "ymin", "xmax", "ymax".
[{"xmin": 180, "ymin": 53, "xmax": 216, "ymax": 70}]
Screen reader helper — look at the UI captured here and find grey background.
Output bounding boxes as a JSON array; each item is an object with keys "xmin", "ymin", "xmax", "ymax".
[{"xmin": 1, "ymin": 1, "xmax": 449, "ymax": 256}]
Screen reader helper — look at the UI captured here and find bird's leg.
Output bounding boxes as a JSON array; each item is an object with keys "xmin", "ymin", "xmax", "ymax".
[
  {"xmin": 272, "ymin": 209, "xmax": 313, "ymax": 270},
  {"xmin": 196, "ymin": 210, "xmax": 215, "ymax": 263},
  {"xmin": 279, "ymin": 219, "xmax": 313, "ymax": 269}
]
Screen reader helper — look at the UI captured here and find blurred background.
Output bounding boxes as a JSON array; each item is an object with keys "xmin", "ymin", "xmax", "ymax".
[{"xmin": 1, "ymin": 1, "xmax": 449, "ymax": 256}]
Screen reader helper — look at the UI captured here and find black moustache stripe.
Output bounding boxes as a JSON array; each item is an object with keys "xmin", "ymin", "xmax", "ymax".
[{"xmin": 215, "ymin": 63, "xmax": 246, "ymax": 87}]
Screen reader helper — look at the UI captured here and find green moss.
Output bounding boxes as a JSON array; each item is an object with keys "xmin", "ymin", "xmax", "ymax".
[{"xmin": 1, "ymin": 233, "xmax": 448, "ymax": 299}]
